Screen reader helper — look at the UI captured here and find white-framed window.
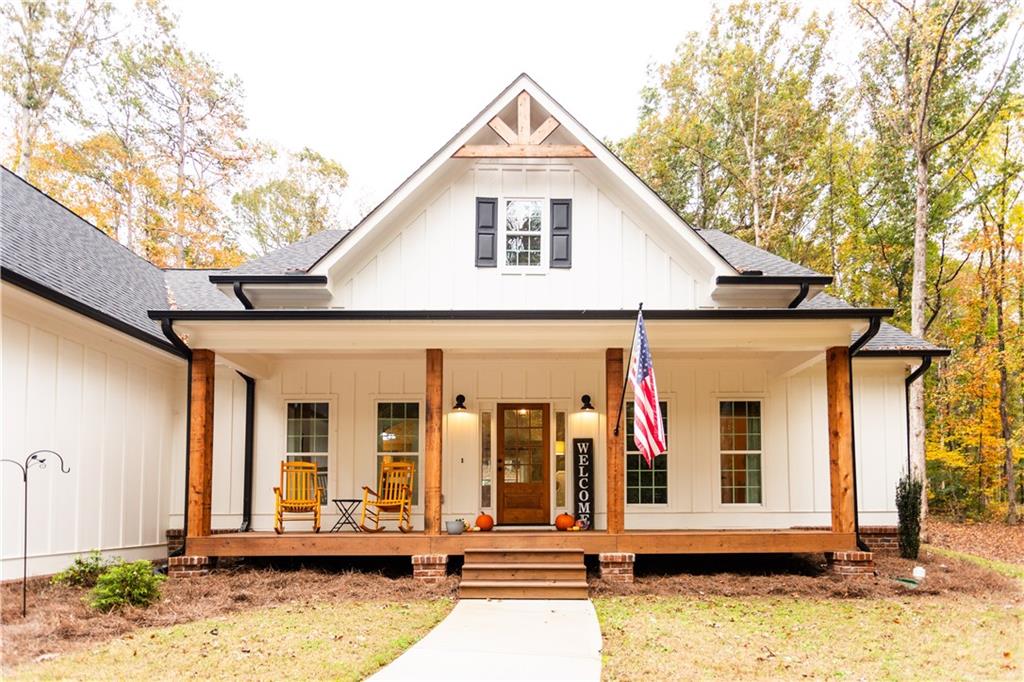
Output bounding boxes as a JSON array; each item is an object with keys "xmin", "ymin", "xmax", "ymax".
[
  {"xmin": 719, "ymin": 400, "xmax": 763, "ymax": 504},
  {"xmin": 503, "ymin": 198, "xmax": 544, "ymax": 268},
  {"xmin": 376, "ymin": 401, "xmax": 421, "ymax": 504},
  {"xmin": 625, "ymin": 400, "xmax": 669, "ymax": 504},
  {"xmin": 286, "ymin": 401, "xmax": 330, "ymax": 505}
]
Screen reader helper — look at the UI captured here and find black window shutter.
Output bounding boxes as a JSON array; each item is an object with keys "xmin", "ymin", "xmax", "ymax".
[
  {"xmin": 550, "ymin": 199, "xmax": 572, "ymax": 268},
  {"xmin": 475, "ymin": 197, "xmax": 497, "ymax": 267}
]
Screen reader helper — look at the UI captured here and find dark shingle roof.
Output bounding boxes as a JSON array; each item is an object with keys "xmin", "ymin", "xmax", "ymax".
[
  {"xmin": 163, "ymin": 269, "xmax": 241, "ymax": 311},
  {"xmin": 698, "ymin": 229, "xmax": 824, "ymax": 277},
  {"xmin": 1, "ymin": 167, "xmax": 170, "ymax": 344},
  {"xmin": 228, "ymin": 229, "xmax": 347, "ymax": 275},
  {"xmin": 803, "ymin": 294, "xmax": 947, "ymax": 354}
]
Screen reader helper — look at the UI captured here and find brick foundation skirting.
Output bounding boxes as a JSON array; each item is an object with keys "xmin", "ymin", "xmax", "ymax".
[
  {"xmin": 166, "ymin": 528, "xmax": 240, "ymax": 556},
  {"xmin": 168, "ymin": 555, "xmax": 211, "ymax": 578},
  {"xmin": 792, "ymin": 525, "xmax": 899, "ymax": 554},
  {"xmin": 411, "ymin": 554, "xmax": 448, "ymax": 584},
  {"xmin": 599, "ymin": 552, "xmax": 635, "ymax": 583},
  {"xmin": 826, "ymin": 550, "xmax": 875, "ymax": 576}
]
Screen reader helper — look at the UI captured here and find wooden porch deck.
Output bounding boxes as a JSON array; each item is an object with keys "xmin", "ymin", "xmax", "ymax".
[{"xmin": 187, "ymin": 528, "xmax": 857, "ymax": 557}]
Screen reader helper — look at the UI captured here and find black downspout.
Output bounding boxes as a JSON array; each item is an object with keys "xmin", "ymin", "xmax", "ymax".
[
  {"xmin": 848, "ymin": 316, "xmax": 881, "ymax": 553},
  {"xmin": 237, "ymin": 372, "xmax": 256, "ymax": 532},
  {"xmin": 904, "ymin": 356, "xmax": 933, "ymax": 477},
  {"xmin": 787, "ymin": 282, "xmax": 810, "ymax": 309},
  {"xmin": 232, "ymin": 281, "xmax": 254, "ymax": 310},
  {"xmin": 161, "ymin": 319, "xmax": 192, "ymax": 558}
]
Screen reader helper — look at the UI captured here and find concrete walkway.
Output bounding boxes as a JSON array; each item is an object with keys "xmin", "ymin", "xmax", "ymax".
[{"xmin": 370, "ymin": 599, "xmax": 602, "ymax": 681}]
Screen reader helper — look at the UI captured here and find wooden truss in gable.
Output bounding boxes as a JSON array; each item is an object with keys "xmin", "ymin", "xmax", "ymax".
[{"xmin": 453, "ymin": 91, "xmax": 595, "ymax": 158}]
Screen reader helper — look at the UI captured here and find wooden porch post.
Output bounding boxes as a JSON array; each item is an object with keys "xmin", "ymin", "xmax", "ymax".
[
  {"xmin": 424, "ymin": 349, "xmax": 443, "ymax": 535},
  {"xmin": 826, "ymin": 346, "xmax": 855, "ymax": 534},
  {"xmin": 606, "ymin": 348, "xmax": 625, "ymax": 534},
  {"xmin": 187, "ymin": 349, "xmax": 215, "ymax": 538}
]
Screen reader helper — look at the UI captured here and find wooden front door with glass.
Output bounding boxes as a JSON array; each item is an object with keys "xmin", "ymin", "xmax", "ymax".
[{"xmin": 496, "ymin": 403, "xmax": 550, "ymax": 524}]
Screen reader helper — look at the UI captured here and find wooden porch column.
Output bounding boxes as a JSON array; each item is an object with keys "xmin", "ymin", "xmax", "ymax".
[
  {"xmin": 606, "ymin": 348, "xmax": 625, "ymax": 534},
  {"xmin": 826, "ymin": 347, "xmax": 855, "ymax": 534},
  {"xmin": 424, "ymin": 349, "xmax": 443, "ymax": 536},
  {"xmin": 187, "ymin": 349, "xmax": 215, "ymax": 538}
]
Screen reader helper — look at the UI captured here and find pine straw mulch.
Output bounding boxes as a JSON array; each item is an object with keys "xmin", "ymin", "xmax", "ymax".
[
  {"xmin": 927, "ymin": 519, "xmax": 1024, "ymax": 565},
  {"xmin": 1, "ymin": 561, "xmax": 457, "ymax": 671},
  {"xmin": 589, "ymin": 548, "xmax": 1024, "ymax": 599}
]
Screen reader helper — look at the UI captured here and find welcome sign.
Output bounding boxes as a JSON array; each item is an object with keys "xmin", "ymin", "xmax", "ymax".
[{"xmin": 572, "ymin": 438, "xmax": 594, "ymax": 530}]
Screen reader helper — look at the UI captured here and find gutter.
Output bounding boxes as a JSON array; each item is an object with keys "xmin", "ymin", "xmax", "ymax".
[
  {"xmin": 716, "ymin": 274, "xmax": 833, "ymax": 286},
  {"xmin": 3, "ymin": 267, "xmax": 185, "ymax": 358},
  {"xmin": 148, "ymin": 307, "xmax": 894, "ymax": 322},
  {"xmin": 848, "ymin": 316, "xmax": 882, "ymax": 553},
  {"xmin": 237, "ymin": 372, "xmax": 256, "ymax": 531},
  {"xmin": 160, "ymin": 319, "xmax": 192, "ymax": 558}
]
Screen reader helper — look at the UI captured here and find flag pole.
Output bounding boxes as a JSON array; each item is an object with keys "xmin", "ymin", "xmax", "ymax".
[{"xmin": 613, "ymin": 303, "xmax": 642, "ymax": 437}]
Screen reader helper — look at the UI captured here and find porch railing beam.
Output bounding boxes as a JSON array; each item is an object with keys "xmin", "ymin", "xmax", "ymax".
[
  {"xmin": 187, "ymin": 349, "xmax": 216, "ymax": 540},
  {"xmin": 606, "ymin": 348, "xmax": 625, "ymax": 534},
  {"xmin": 425, "ymin": 348, "xmax": 443, "ymax": 535},
  {"xmin": 825, "ymin": 346, "xmax": 856, "ymax": 535}
]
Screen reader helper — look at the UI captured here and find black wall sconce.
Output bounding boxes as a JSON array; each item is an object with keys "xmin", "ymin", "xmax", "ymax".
[
  {"xmin": 580, "ymin": 394, "xmax": 595, "ymax": 411},
  {"xmin": 453, "ymin": 394, "xmax": 467, "ymax": 411}
]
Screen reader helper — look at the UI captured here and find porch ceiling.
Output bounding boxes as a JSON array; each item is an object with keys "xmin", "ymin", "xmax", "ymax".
[{"xmin": 158, "ymin": 316, "xmax": 875, "ymax": 354}]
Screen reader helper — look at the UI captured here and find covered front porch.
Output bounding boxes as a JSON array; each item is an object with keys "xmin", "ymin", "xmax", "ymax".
[{"xmin": 158, "ymin": 312, "xmax": 882, "ymax": 572}]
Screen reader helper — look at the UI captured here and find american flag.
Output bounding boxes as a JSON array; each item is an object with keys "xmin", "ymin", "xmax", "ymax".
[{"xmin": 629, "ymin": 311, "xmax": 666, "ymax": 468}]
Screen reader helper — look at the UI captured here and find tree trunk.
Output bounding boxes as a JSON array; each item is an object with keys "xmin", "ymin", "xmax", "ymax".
[
  {"xmin": 909, "ymin": 151, "xmax": 929, "ymax": 517},
  {"xmin": 15, "ymin": 108, "xmax": 34, "ymax": 179},
  {"xmin": 996, "ymin": 210, "xmax": 1016, "ymax": 524}
]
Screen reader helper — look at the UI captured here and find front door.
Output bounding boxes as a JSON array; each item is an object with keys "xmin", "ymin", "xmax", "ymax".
[{"xmin": 496, "ymin": 403, "xmax": 550, "ymax": 525}]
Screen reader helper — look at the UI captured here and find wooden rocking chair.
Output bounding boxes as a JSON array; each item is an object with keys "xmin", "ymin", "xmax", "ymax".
[
  {"xmin": 360, "ymin": 461, "xmax": 415, "ymax": 533},
  {"xmin": 273, "ymin": 460, "xmax": 323, "ymax": 534}
]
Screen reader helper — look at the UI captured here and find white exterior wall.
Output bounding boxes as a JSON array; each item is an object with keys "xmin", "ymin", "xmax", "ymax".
[
  {"xmin": 1, "ymin": 285, "xmax": 185, "ymax": 578},
  {"xmin": 203, "ymin": 352, "xmax": 905, "ymax": 533},
  {"xmin": 328, "ymin": 162, "xmax": 712, "ymax": 311}
]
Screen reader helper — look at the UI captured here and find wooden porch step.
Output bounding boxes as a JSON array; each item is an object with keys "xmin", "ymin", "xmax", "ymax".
[
  {"xmin": 461, "ymin": 562, "xmax": 587, "ymax": 581},
  {"xmin": 463, "ymin": 548, "xmax": 584, "ymax": 564},
  {"xmin": 459, "ymin": 547, "xmax": 587, "ymax": 599},
  {"xmin": 458, "ymin": 579, "xmax": 589, "ymax": 600}
]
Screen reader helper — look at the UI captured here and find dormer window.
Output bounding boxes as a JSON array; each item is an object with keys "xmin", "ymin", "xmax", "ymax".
[{"xmin": 504, "ymin": 199, "xmax": 543, "ymax": 267}]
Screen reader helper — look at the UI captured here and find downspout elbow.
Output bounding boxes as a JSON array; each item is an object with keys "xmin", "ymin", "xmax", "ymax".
[
  {"xmin": 232, "ymin": 281, "xmax": 254, "ymax": 310},
  {"xmin": 787, "ymin": 282, "xmax": 810, "ymax": 309}
]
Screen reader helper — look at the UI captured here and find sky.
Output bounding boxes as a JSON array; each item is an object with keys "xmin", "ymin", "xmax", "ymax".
[
  {"xmin": 170, "ymin": 0, "xmax": 848, "ymax": 224},
  {"xmin": 167, "ymin": 0, "xmax": 717, "ymax": 221}
]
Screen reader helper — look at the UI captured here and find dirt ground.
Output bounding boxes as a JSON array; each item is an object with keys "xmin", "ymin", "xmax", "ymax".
[
  {"xmin": 1, "ymin": 559, "xmax": 456, "ymax": 671},
  {"xmin": 928, "ymin": 518, "xmax": 1024, "ymax": 564},
  {"xmin": 590, "ymin": 548, "xmax": 1022, "ymax": 599}
]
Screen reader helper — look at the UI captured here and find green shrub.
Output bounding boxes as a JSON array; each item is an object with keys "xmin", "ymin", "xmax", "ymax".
[
  {"xmin": 52, "ymin": 550, "xmax": 112, "ymax": 587},
  {"xmin": 896, "ymin": 474, "xmax": 923, "ymax": 559},
  {"xmin": 90, "ymin": 561, "xmax": 166, "ymax": 611}
]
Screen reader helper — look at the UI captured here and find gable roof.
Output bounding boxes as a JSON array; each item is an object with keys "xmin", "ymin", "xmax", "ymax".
[
  {"xmin": 698, "ymin": 229, "xmax": 824, "ymax": 278},
  {"xmin": 227, "ymin": 229, "xmax": 348, "ymax": 275},
  {"xmin": 304, "ymin": 73, "xmax": 738, "ymax": 279},
  {"xmin": 1, "ymin": 167, "xmax": 178, "ymax": 352}
]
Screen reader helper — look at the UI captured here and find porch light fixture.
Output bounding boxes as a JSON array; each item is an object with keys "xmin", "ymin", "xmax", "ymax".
[
  {"xmin": 453, "ymin": 394, "xmax": 467, "ymax": 411},
  {"xmin": 580, "ymin": 394, "xmax": 595, "ymax": 411}
]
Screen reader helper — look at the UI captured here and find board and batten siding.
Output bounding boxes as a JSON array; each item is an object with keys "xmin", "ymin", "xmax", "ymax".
[
  {"xmin": 1, "ymin": 286, "xmax": 185, "ymax": 578},
  {"xmin": 203, "ymin": 353, "xmax": 905, "ymax": 533},
  {"xmin": 328, "ymin": 162, "xmax": 712, "ymax": 311}
]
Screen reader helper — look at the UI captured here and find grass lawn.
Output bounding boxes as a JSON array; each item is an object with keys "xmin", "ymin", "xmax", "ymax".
[
  {"xmin": 10, "ymin": 598, "xmax": 452, "ymax": 681},
  {"xmin": 595, "ymin": 595, "xmax": 1022, "ymax": 680}
]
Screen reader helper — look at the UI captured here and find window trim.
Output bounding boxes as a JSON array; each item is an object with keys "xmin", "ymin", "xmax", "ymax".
[
  {"xmin": 500, "ymin": 196, "xmax": 547, "ymax": 273},
  {"xmin": 373, "ymin": 397, "xmax": 425, "ymax": 509},
  {"xmin": 713, "ymin": 396, "xmax": 766, "ymax": 509},
  {"xmin": 623, "ymin": 394, "xmax": 672, "ymax": 508},
  {"xmin": 282, "ymin": 395, "xmax": 336, "ymax": 508}
]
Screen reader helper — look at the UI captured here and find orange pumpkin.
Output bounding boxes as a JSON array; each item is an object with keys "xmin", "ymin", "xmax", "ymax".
[
  {"xmin": 555, "ymin": 513, "xmax": 575, "ymax": 531},
  {"xmin": 475, "ymin": 513, "xmax": 494, "ymax": 531}
]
